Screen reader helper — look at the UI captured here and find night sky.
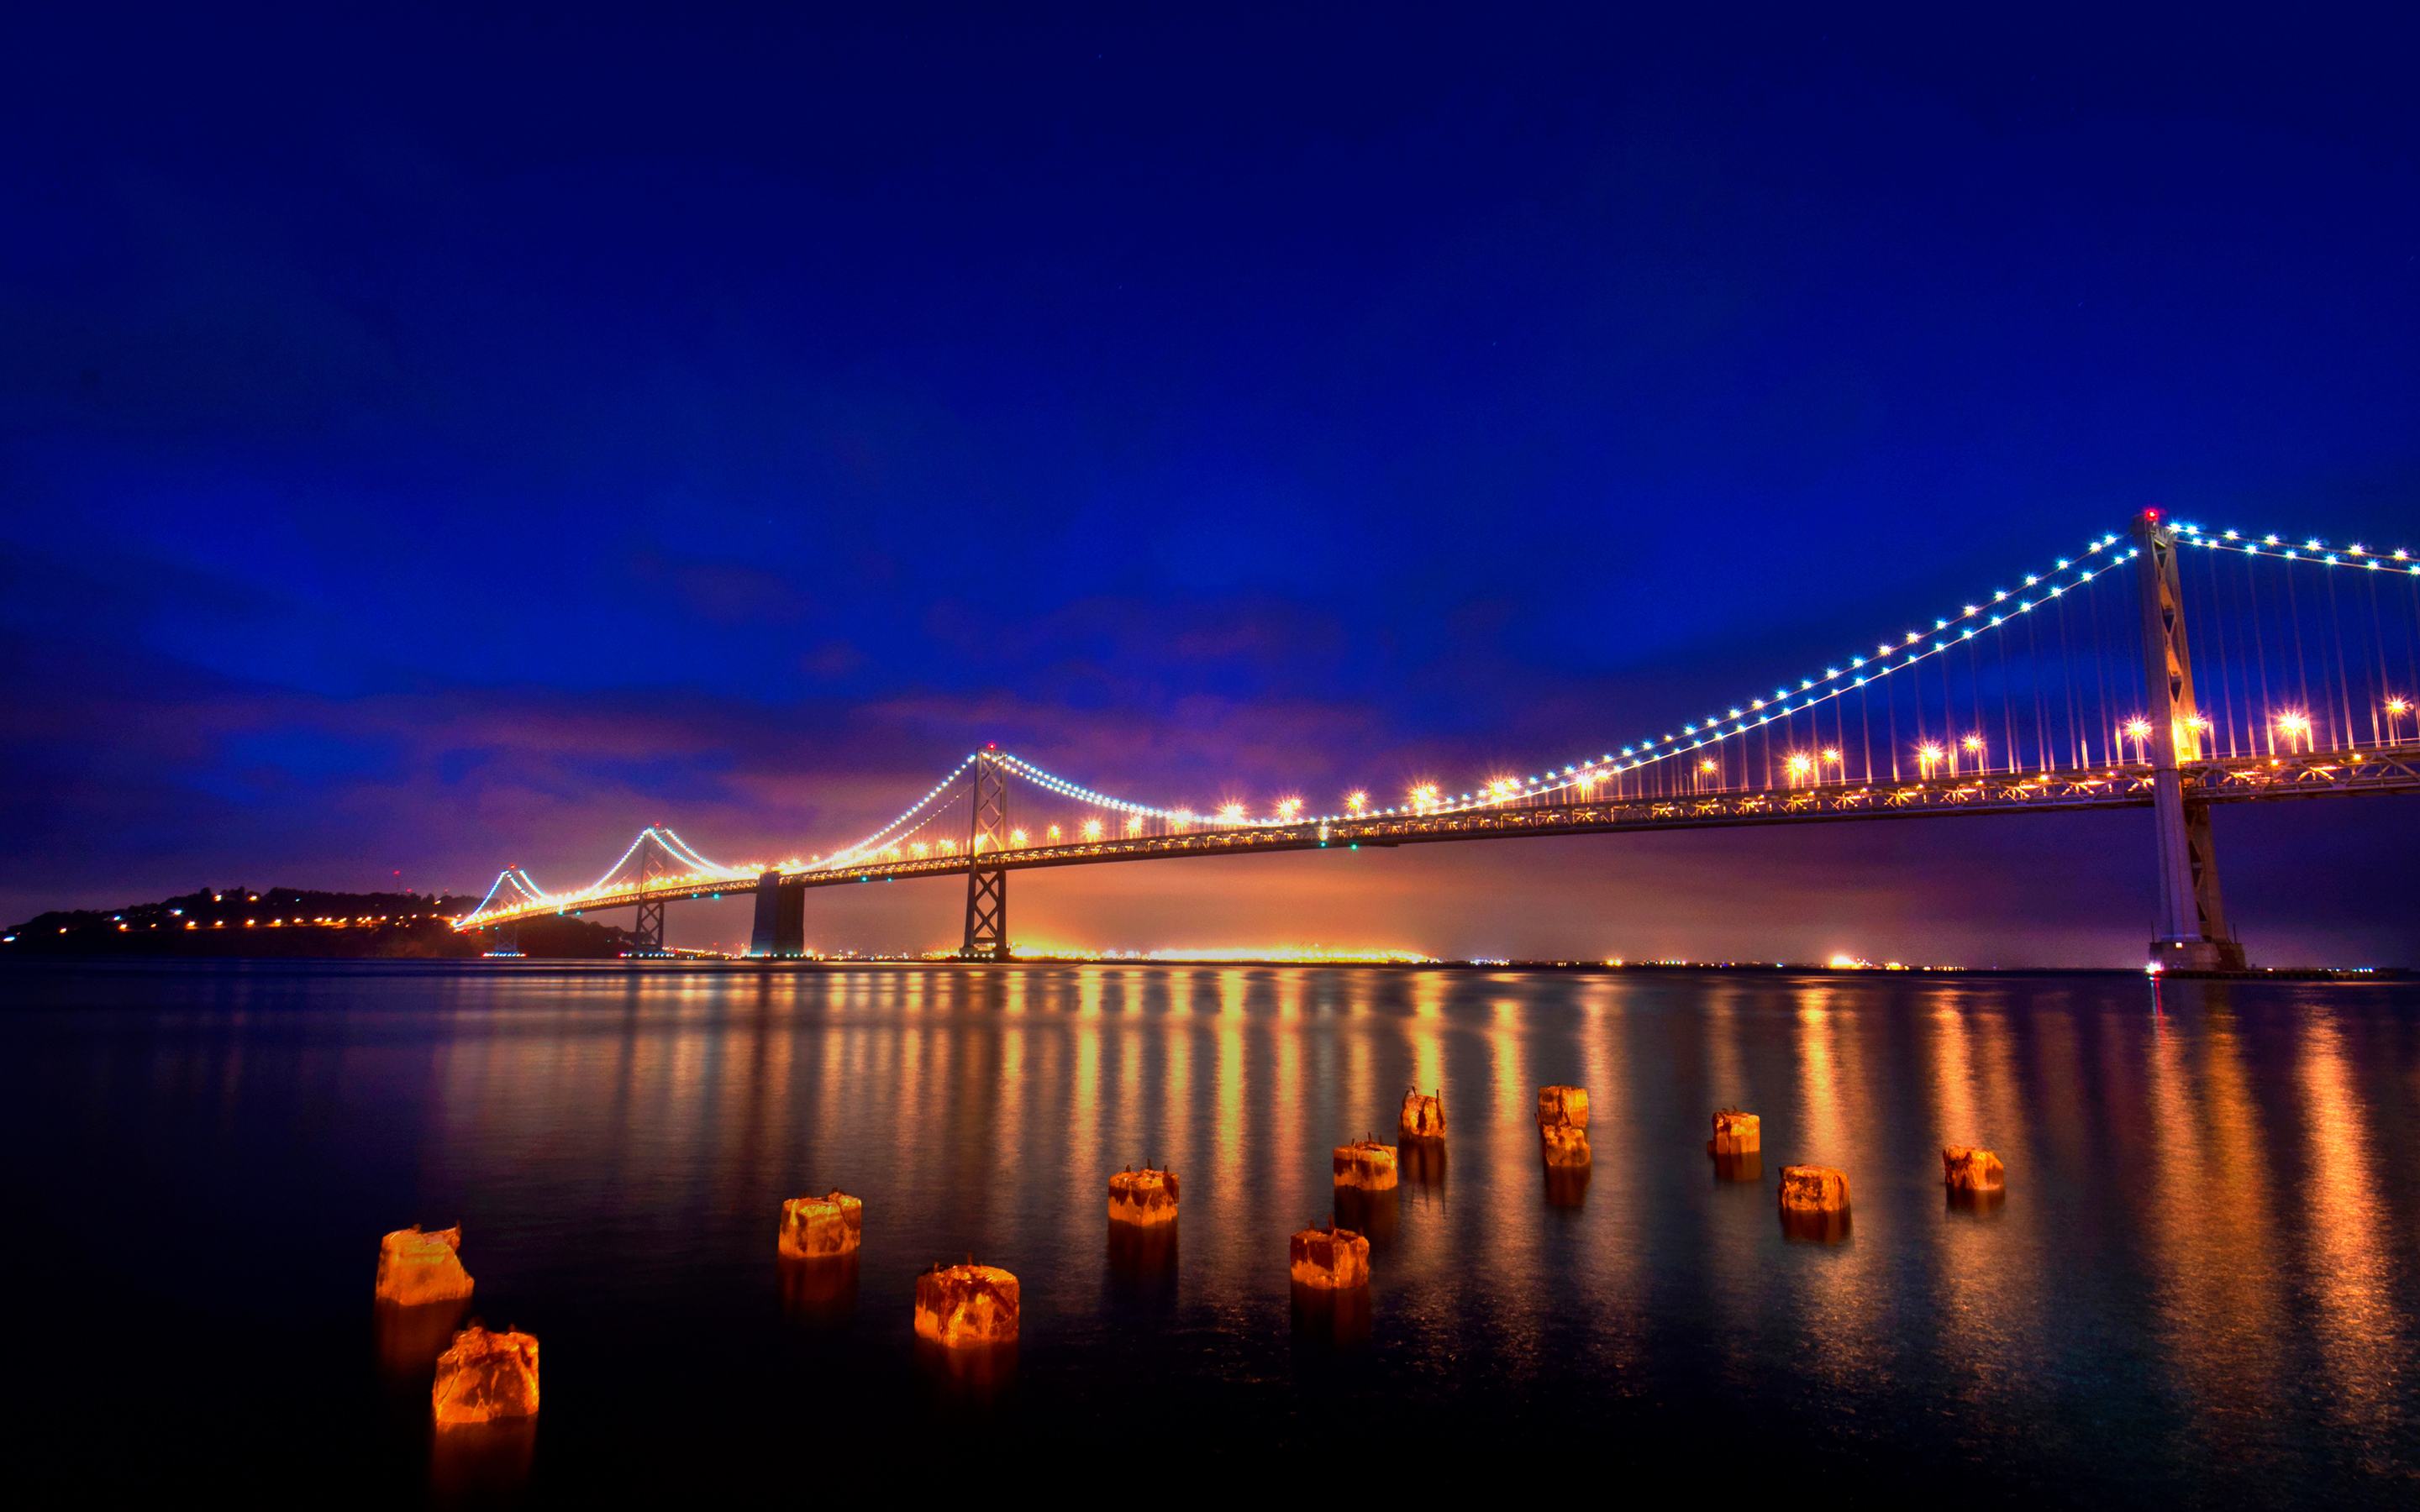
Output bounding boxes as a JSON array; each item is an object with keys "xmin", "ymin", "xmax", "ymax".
[{"xmin": 6, "ymin": 5, "xmax": 2417, "ymax": 963}]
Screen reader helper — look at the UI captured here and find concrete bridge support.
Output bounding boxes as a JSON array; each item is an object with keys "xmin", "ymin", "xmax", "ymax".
[
  {"xmin": 749, "ymin": 870, "xmax": 807, "ymax": 957},
  {"xmin": 2135, "ymin": 511, "xmax": 2248, "ymax": 971}
]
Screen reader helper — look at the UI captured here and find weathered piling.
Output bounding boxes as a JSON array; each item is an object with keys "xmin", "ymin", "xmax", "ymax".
[
  {"xmin": 1398, "ymin": 1087, "xmax": 1447, "ymax": 1141},
  {"xmin": 1779, "ymin": 1163, "xmax": 1852, "ymax": 1242},
  {"xmin": 914, "ymin": 1261, "xmax": 1021, "ymax": 1347},
  {"xmin": 1540, "ymin": 1123, "xmax": 1591, "ymax": 1168},
  {"xmin": 1941, "ymin": 1146, "xmax": 2004, "ymax": 1193},
  {"xmin": 1288, "ymin": 1222, "xmax": 1370, "ymax": 1290},
  {"xmin": 1709, "ymin": 1109, "xmax": 1761, "ymax": 1181},
  {"xmin": 1537, "ymin": 1085, "xmax": 1591, "ymax": 1130},
  {"xmin": 1108, "ymin": 1163, "xmax": 1180, "ymax": 1226},
  {"xmin": 1943, "ymin": 1146, "xmax": 2006, "ymax": 1210},
  {"xmin": 376, "ymin": 1225, "xmax": 475, "ymax": 1306},
  {"xmin": 777, "ymin": 1189, "xmax": 864, "ymax": 1259},
  {"xmin": 1708, "ymin": 1109, "xmax": 1760, "ymax": 1155},
  {"xmin": 1334, "ymin": 1137, "xmax": 1399, "ymax": 1190},
  {"xmin": 432, "ymin": 1324, "xmax": 540, "ymax": 1425}
]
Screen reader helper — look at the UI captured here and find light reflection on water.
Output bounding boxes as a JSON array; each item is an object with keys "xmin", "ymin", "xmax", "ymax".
[{"xmin": 4, "ymin": 962, "xmax": 2418, "ymax": 1502}]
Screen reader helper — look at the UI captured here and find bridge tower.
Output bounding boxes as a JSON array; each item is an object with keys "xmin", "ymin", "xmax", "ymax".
[
  {"xmin": 632, "ymin": 829, "xmax": 669, "ymax": 954},
  {"xmin": 749, "ymin": 869, "xmax": 806, "ymax": 957},
  {"xmin": 960, "ymin": 749, "xmax": 1011, "ymax": 960},
  {"xmin": 2134, "ymin": 511, "xmax": 2247, "ymax": 971}
]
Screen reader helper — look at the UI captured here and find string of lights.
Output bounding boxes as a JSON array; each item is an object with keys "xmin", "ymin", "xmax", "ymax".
[
  {"xmin": 2173, "ymin": 522, "xmax": 2417, "ymax": 572},
  {"xmin": 816, "ymin": 755, "xmax": 981, "ymax": 869},
  {"xmin": 458, "ymin": 516, "xmax": 2418, "ymax": 929},
  {"xmin": 829, "ymin": 522, "xmax": 2420, "ymax": 839}
]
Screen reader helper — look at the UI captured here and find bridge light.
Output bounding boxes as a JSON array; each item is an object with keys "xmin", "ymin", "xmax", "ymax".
[
  {"xmin": 1012, "ymin": 828, "xmax": 1028, "ymax": 846},
  {"xmin": 1081, "ymin": 819, "xmax": 1103, "ymax": 840},
  {"xmin": 1699, "ymin": 759, "xmax": 1716, "ymax": 772},
  {"xmin": 1823, "ymin": 748, "xmax": 1841, "ymax": 763},
  {"xmin": 1345, "ymin": 791, "xmax": 1367, "ymax": 812},
  {"xmin": 1786, "ymin": 753, "xmax": 1813, "ymax": 778},
  {"xmin": 1275, "ymin": 798, "xmax": 1301, "ymax": 819},
  {"xmin": 1218, "ymin": 803, "xmax": 1245, "ymax": 823}
]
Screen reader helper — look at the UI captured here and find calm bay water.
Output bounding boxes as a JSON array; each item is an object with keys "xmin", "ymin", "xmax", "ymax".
[{"xmin": 4, "ymin": 960, "xmax": 2417, "ymax": 1504}]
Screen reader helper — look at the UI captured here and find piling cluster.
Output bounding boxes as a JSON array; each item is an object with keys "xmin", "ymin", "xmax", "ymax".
[
  {"xmin": 373, "ymin": 1225, "xmax": 540, "ymax": 1431},
  {"xmin": 372, "ymin": 1085, "xmax": 2012, "ymax": 1430}
]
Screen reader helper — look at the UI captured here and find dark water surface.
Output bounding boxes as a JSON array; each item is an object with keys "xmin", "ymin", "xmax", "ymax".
[{"xmin": 6, "ymin": 961, "xmax": 2418, "ymax": 1504}]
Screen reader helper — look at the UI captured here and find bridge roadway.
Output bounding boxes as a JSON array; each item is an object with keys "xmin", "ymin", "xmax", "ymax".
[{"xmin": 493, "ymin": 741, "xmax": 2420, "ymax": 926}]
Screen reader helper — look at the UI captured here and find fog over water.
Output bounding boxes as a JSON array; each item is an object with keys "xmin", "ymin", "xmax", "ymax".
[{"xmin": 5, "ymin": 961, "xmax": 2416, "ymax": 1503}]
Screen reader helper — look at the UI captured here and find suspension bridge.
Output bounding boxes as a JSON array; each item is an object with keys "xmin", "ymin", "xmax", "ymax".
[{"xmin": 456, "ymin": 512, "xmax": 2420, "ymax": 970}]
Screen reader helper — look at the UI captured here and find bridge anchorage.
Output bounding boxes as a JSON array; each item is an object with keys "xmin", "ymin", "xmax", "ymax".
[{"xmin": 456, "ymin": 508, "xmax": 2420, "ymax": 970}]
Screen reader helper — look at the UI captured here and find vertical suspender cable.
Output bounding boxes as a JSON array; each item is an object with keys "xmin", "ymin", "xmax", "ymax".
[
  {"xmin": 2026, "ymin": 606, "xmax": 2048, "ymax": 773},
  {"xmin": 2248, "ymin": 548, "xmax": 2274, "ymax": 754},
  {"xmin": 2283, "ymin": 562, "xmax": 2311, "ymax": 739},
  {"xmin": 2324, "ymin": 566, "xmax": 2356, "ymax": 748}
]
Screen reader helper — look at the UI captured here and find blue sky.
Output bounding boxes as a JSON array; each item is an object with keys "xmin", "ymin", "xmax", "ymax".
[{"xmin": 5, "ymin": 4, "xmax": 2417, "ymax": 961}]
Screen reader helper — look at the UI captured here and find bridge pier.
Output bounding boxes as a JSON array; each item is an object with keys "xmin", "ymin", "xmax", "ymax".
[
  {"xmin": 633, "ymin": 896, "xmax": 666, "ymax": 954},
  {"xmin": 960, "ymin": 748, "xmax": 1011, "ymax": 960},
  {"xmin": 749, "ymin": 870, "xmax": 807, "ymax": 957},
  {"xmin": 2136, "ymin": 511, "xmax": 2248, "ymax": 971}
]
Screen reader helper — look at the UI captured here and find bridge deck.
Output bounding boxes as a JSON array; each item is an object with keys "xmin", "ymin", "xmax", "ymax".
[{"xmin": 464, "ymin": 743, "xmax": 2420, "ymax": 925}]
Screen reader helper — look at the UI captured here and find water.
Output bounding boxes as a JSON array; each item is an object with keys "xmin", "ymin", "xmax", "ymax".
[{"xmin": 4, "ymin": 961, "xmax": 2417, "ymax": 1504}]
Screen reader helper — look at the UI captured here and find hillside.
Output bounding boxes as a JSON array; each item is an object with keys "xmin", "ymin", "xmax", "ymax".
[{"xmin": 2, "ymin": 886, "xmax": 636, "ymax": 958}]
